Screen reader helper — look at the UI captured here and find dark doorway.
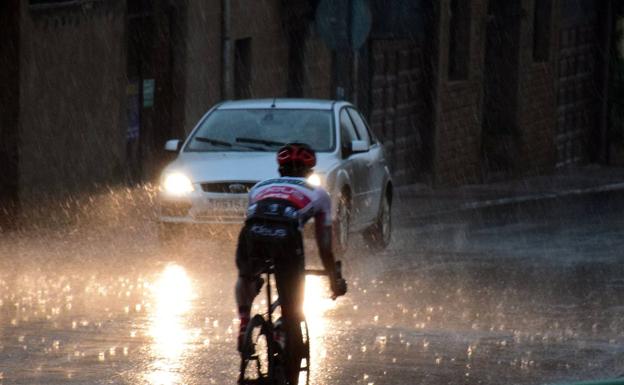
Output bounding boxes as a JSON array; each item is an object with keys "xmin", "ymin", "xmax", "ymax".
[
  {"xmin": 0, "ymin": 0, "xmax": 20, "ymax": 230},
  {"xmin": 235, "ymin": 38, "xmax": 252, "ymax": 100},
  {"xmin": 126, "ymin": 0, "xmax": 176, "ymax": 182},
  {"xmin": 448, "ymin": 0, "xmax": 471, "ymax": 81},
  {"xmin": 481, "ymin": 0, "xmax": 521, "ymax": 180},
  {"xmin": 608, "ymin": 1, "xmax": 624, "ymax": 164},
  {"xmin": 126, "ymin": 0, "xmax": 152, "ymax": 183}
]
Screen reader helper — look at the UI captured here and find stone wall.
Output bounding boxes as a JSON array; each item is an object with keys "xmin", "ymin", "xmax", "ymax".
[{"xmin": 18, "ymin": 0, "xmax": 126, "ymax": 204}]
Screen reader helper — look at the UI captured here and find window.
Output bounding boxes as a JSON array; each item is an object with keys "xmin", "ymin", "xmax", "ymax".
[
  {"xmin": 347, "ymin": 108, "xmax": 373, "ymax": 146},
  {"xmin": 30, "ymin": 0, "xmax": 76, "ymax": 4},
  {"xmin": 340, "ymin": 109, "xmax": 359, "ymax": 149},
  {"xmin": 234, "ymin": 38, "xmax": 252, "ymax": 99},
  {"xmin": 448, "ymin": 0, "xmax": 471, "ymax": 80},
  {"xmin": 533, "ymin": 0, "xmax": 552, "ymax": 62},
  {"xmin": 29, "ymin": 0, "xmax": 103, "ymax": 9}
]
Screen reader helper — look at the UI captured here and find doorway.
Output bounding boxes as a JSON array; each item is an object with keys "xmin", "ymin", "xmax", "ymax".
[
  {"xmin": 481, "ymin": 0, "xmax": 521, "ymax": 180},
  {"xmin": 0, "ymin": 0, "xmax": 20, "ymax": 230}
]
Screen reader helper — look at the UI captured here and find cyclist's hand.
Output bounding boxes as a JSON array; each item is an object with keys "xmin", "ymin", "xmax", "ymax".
[{"xmin": 330, "ymin": 277, "xmax": 347, "ymax": 299}]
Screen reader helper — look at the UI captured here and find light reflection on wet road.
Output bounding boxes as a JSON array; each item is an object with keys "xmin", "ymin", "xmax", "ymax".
[{"xmin": 1, "ymin": 195, "xmax": 624, "ymax": 384}]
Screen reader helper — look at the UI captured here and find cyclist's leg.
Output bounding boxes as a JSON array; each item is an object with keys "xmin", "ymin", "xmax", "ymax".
[
  {"xmin": 274, "ymin": 238, "xmax": 306, "ymax": 384},
  {"xmin": 235, "ymin": 225, "xmax": 264, "ymax": 351}
]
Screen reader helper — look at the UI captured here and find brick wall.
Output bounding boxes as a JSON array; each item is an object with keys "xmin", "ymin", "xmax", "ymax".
[
  {"xmin": 18, "ymin": 0, "xmax": 126, "ymax": 204},
  {"xmin": 433, "ymin": 0, "xmax": 487, "ymax": 186},
  {"xmin": 431, "ymin": 0, "xmax": 565, "ymax": 185}
]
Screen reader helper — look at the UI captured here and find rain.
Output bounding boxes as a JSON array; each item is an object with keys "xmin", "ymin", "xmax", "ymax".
[{"xmin": 1, "ymin": 1, "xmax": 624, "ymax": 385}]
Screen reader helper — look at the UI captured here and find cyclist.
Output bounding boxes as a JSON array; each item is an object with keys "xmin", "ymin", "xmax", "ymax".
[{"xmin": 235, "ymin": 143, "xmax": 347, "ymax": 382}]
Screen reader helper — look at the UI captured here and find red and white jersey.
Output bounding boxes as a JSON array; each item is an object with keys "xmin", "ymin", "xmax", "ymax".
[{"xmin": 248, "ymin": 177, "xmax": 332, "ymax": 227}]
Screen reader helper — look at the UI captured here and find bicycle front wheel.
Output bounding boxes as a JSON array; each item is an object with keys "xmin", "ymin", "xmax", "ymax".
[{"xmin": 299, "ymin": 320, "xmax": 311, "ymax": 385}]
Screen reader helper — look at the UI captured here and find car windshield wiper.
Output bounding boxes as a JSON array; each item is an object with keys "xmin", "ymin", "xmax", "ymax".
[
  {"xmin": 194, "ymin": 136, "xmax": 233, "ymax": 147},
  {"xmin": 194, "ymin": 136, "xmax": 265, "ymax": 151},
  {"xmin": 236, "ymin": 137, "xmax": 286, "ymax": 147}
]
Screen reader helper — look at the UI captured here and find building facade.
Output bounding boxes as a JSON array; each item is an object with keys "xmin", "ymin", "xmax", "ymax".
[
  {"xmin": 0, "ymin": 0, "xmax": 620, "ymax": 227},
  {"xmin": 366, "ymin": 0, "xmax": 614, "ymax": 186}
]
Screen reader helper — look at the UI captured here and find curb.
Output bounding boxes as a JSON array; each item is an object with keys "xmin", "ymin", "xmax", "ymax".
[
  {"xmin": 550, "ymin": 380, "xmax": 624, "ymax": 385},
  {"xmin": 460, "ymin": 182, "xmax": 624, "ymax": 210},
  {"xmin": 399, "ymin": 182, "xmax": 624, "ymax": 226}
]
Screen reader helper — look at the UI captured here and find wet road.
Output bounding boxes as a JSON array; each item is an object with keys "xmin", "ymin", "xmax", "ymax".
[{"xmin": 1, "ymin": 191, "xmax": 623, "ymax": 385}]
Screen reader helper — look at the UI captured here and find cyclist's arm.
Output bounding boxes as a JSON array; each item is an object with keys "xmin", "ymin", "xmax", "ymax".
[{"xmin": 314, "ymin": 190, "xmax": 337, "ymax": 280}]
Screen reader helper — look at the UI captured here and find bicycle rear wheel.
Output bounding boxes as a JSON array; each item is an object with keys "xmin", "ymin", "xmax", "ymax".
[
  {"xmin": 239, "ymin": 315, "xmax": 288, "ymax": 385},
  {"xmin": 238, "ymin": 315, "xmax": 271, "ymax": 384}
]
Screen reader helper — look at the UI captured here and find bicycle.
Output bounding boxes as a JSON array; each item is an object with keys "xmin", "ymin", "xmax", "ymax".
[{"xmin": 238, "ymin": 260, "xmax": 343, "ymax": 385}]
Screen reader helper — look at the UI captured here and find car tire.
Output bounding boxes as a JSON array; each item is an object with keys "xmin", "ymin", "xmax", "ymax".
[
  {"xmin": 334, "ymin": 192, "xmax": 350, "ymax": 256},
  {"xmin": 363, "ymin": 193, "xmax": 392, "ymax": 251}
]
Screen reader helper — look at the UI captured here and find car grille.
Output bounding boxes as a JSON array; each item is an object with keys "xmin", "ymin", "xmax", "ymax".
[{"xmin": 200, "ymin": 181, "xmax": 258, "ymax": 194}]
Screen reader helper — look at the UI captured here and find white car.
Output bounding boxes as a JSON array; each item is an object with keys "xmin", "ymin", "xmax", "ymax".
[{"xmin": 158, "ymin": 99, "xmax": 393, "ymax": 252}]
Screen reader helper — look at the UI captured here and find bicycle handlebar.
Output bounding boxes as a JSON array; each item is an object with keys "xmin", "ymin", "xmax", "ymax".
[{"xmin": 304, "ymin": 261, "xmax": 342, "ymax": 277}]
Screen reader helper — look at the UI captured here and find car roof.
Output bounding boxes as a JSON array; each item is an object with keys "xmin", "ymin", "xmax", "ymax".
[{"xmin": 216, "ymin": 98, "xmax": 343, "ymax": 110}]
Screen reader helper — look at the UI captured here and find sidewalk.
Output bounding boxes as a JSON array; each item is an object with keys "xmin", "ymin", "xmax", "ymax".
[{"xmin": 395, "ymin": 165, "xmax": 624, "ymax": 225}]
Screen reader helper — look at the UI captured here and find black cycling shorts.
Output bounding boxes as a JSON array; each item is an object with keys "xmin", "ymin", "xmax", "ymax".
[{"xmin": 236, "ymin": 220, "xmax": 305, "ymax": 319}]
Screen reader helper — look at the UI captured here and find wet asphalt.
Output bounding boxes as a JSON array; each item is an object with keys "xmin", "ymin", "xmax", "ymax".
[{"xmin": 0, "ymin": 192, "xmax": 623, "ymax": 385}]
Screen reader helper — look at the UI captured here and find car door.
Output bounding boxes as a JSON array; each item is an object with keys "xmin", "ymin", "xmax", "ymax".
[
  {"xmin": 346, "ymin": 107, "xmax": 384, "ymax": 223},
  {"xmin": 339, "ymin": 108, "xmax": 367, "ymax": 229}
]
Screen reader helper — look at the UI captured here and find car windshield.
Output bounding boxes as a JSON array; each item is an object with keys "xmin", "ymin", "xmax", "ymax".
[{"xmin": 184, "ymin": 109, "xmax": 334, "ymax": 152}]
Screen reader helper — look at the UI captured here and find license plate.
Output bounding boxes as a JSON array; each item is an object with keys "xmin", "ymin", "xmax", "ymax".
[{"xmin": 206, "ymin": 199, "xmax": 246, "ymax": 211}]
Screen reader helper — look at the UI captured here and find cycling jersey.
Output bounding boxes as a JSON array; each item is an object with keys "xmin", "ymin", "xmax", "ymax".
[
  {"xmin": 248, "ymin": 177, "xmax": 332, "ymax": 229},
  {"xmin": 238, "ymin": 177, "xmax": 331, "ymax": 320}
]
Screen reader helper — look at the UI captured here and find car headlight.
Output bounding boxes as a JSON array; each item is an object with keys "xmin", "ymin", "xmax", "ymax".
[
  {"xmin": 162, "ymin": 173, "xmax": 194, "ymax": 195},
  {"xmin": 307, "ymin": 173, "xmax": 322, "ymax": 187}
]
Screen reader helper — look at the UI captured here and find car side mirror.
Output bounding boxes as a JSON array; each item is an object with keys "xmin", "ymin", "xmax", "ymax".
[
  {"xmin": 164, "ymin": 139, "xmax": 181, "ymax": 152},
  {"xmin": 351, "ymin": 140, "xmax": 368, "ymax": 153}
]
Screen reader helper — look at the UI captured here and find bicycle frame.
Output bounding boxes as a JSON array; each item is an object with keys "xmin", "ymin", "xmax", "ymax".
[{"xmin": 239, "ymin": 263, "xmax": 332, "ymax": 385}]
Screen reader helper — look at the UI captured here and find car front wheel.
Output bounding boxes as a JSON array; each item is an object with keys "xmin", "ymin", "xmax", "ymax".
[
  {"xmin": 363, "ymin": 193, "xmax": 392, "ymax": 251},
  {"xmin": 334, "ymin": 193, "xmax": 350, "ymax": 256}
]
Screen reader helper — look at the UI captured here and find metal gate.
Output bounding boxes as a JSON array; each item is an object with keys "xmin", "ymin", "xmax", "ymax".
[
  {"xmin": 369, "ymin": 40, "xmax": 429, "ymax": 184},
  {"xmin": 556, "ymin": 0, "xmax": 600, "ymax": 167}
]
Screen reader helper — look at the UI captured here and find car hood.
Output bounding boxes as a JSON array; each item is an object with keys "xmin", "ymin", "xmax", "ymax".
[{"xmin": 162, "ymin": 151, "xmax": 339, "ymax": 183}]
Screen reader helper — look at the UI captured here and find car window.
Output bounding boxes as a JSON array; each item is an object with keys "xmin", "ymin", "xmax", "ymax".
[
  {"xmin": 347, "ymin": 108, "xmax": 374, "ymax": 146},
  {"xmin": 185, "ymin": 109, "xmax": 335, "ymax": 152},
  {"xmin": 340, "ymin": 109, "xmax": 359, "ymax": 148}
]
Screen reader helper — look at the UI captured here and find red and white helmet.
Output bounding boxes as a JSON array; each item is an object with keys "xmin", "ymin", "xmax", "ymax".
[{"xmin": 277, "ymin": 143, "xmax": 316, "ymax": 172}]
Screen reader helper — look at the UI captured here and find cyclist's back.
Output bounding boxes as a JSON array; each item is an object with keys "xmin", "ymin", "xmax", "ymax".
[{"xmin": 248, "ymin": 176, "xmax": 332, "ymax": 231}]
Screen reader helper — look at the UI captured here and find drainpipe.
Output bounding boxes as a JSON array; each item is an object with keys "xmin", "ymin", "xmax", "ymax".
[{"xmin": 221, "ymin": 0, "xmax": 233, "ymax": 100}]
